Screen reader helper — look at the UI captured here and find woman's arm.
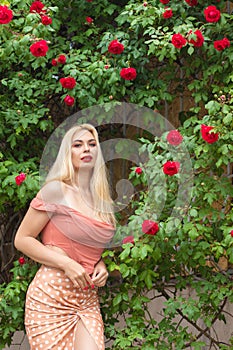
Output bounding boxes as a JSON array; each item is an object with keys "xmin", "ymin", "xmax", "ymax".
[
  {"xmin": 14, "ymin": 206, "xmax": 68, "ymax": 268},
  {"xmin": 14, "ymin": 206, "xmax": 93, "ymax": 289}
]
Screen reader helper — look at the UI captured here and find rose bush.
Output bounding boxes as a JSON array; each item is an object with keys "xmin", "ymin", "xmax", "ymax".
[{"xmin": 0, "ymin": 0, "xmax": 232, "ymax": 349}]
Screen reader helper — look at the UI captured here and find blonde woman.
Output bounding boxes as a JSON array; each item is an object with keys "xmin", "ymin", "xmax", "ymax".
[{"xmin": 14, "ymin": 124, "xmax": 115, "ymax": 350}]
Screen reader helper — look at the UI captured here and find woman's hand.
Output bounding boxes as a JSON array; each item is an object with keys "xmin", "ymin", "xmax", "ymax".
[
  {"xmin": 63, "ymin": 259, "xmax": 93, "ymax": 289},
  {"xmin": 91, "ymin": 259, "xmax": 109, "ymax": 287}
]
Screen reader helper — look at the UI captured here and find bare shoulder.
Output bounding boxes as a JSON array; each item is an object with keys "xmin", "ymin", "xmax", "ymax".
[{"xmin": 37, "ymin": 180, "xmax": 66, "ymax": 203}]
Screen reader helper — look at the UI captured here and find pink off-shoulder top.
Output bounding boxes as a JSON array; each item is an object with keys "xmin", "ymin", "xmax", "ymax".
[{"xmin": 30, "ymin": 197, "xmax": 115, "ymax": 274}]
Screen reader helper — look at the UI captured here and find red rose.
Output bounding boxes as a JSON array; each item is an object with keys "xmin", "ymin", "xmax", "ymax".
[
  {"xmin": 15, "ymin": 173, "xmax": 26, "ymax": 186},
  {"xmin": 0, "ymin": 5, "xmax": 13, "ymax": 24},
  {"xmin": 204, "ymin": 5, "xmax": 221, "ymax": 23},
  {"xmin": 188, "ymin": 30, "xmax": 204, "ymax": 47},
  {"xmin": 86, "ymin": 0, "xmax": 93, "ymax": 2},
  {"xmin": 108, "ymin": 40, "xmax": 124, "ymax": 54},
  {"xmin": 104, "ymin": 65, "xmax": 110, "ymax": 69},
  {"xmin": 135, "ymin": 167, "xmax": 143, "ymax": 175},
  {"xmin": 166, "ymin": 130, "xmax": 183, "ymax": 146},
  {"xmin": 163, "ymin": 161, "xmax": 180, "ymax": 176},
  {"xmin": 18, "ymin": 256, "xmax": 26, "ymax": 265},
  {"xmin": 41, "ymin": 15, "xmax": 52, "ymax": 25},
  {"xmin": 57, "ymin": 54, "xmax": 66, "ymax": 64},
  {"xmin": 201, "ymin": 124, "xmax": 219, "ymax": 144},
  {"xmin": 171, "ymin": 33, "xmax": 187, "ymax": 49},
  {"xmin": 30, "ymin": 40, "xmax": 49, "ymax": 57},
  {"xmin": 142, "ymin": 220, "xmax": 159, "ymax": 235},
  {"xmin": 51, "ymin": 58, "xmax": 57, "ymax": 66},
  {"xmin": 222, "ymin": 38, "xmax": 230, "ymax": 48},
  {"xmin": 64, "ymin": 95, "xmax": 75, "ymax": 106},
  {"xmin": 214, "ymin": 38, "xmax": 230, "ymax": 51},
  {"xmin": 120, "ymin": 67, "xmax": 137, "ymax": 81},
  {"xmin": 230, "ymin": 230, "xmax": 233, "ymax": 237},
  {"xmin": 30, "ymin": 1, "xmax": 46, "ymax": 14},
  {"xmin": 163, "ymin": 9, "xmax": 173, "ymax": 19},
  {"xmin": 122, "ymin": 235, "xmax": 135, "ymax": 244},
  {"xmin": 185, "ymin": 0, "xmax": 198, "ymax": 6},
  {"xmin": 86, "ymin": 16, "xmax": 93, "ymax": 23},
  {"xmin": 160, "ymin": 0, "xmax": 170, "ymax": 4},
  {"xmin": 60, "ymin": 77, "xmax": 76, "ymax": 89}
]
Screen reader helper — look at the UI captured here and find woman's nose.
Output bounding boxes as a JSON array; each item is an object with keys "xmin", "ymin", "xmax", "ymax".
[{"xmin": 83, "ymin": 143, "xmax": 90, "ymax": 152}]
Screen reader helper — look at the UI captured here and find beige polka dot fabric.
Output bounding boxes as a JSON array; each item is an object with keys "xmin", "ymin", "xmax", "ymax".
[{"xmin": 25, "ymin": 265, "xmax": 105, "ymax": 350}]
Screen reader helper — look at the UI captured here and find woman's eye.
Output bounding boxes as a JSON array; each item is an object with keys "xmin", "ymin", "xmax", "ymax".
[
  {"xmin": 90, "ymin": 143, "xmax": 96, "ymax": 147},
  {"xmin": 73, "ymin": 144, "xmax": 81, "ymax": 148}
]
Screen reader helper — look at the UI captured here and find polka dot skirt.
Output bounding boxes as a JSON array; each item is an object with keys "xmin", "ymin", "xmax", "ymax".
[{"xmin": 25, "ymin": 265, "xmax": 105, "ymax": 350}]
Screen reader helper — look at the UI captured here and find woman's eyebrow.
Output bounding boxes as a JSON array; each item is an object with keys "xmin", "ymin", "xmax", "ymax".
[{"xmin": 72, "ymin": 138, "xmax": 96, "ymax": 143}]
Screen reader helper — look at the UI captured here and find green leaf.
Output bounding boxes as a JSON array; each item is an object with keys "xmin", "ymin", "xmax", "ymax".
[
  {"xmin": 189, "ymin": 208, "xmax": 198, "ymax": 217},
  {"xmin": 223, "ymin": 113, "xmax": 232, "ymax": 125},
  {"xmin": 188, "ymin": 227, "xmax": 199, "ymax": 240},
  {"xmin": 119, "ymin": 246, "xmax": 131, "ymax": 260},
  {"xmin": 187, "ymin": 46, "xmax": 194, "ymax": 55},
  {"xmin": 113, "ymin": 293, "xmax": 122, "ymax": 307}
]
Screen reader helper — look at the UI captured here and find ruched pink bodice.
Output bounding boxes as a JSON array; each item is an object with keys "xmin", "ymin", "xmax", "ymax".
[{"xmin": 30, "ymin": 197, "xmax": 114, "ymax": 274}]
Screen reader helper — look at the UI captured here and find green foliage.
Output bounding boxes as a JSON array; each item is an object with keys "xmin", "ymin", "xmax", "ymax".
[
  {"xmin": 0, "ymin": 0, "xmax": 233, "ymax": 348},
  {"xmin": 0, "ymin": 259, "xmax": 39, "ymax": 349}
]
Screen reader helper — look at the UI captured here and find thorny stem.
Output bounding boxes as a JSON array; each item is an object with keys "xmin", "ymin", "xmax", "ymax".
[{"xmin": 160, "ymin": 287, "xmax": 230, "ymax": 348}]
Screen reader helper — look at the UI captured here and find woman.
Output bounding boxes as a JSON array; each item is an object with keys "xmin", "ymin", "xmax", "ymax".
[{"xmin": 14, "ymin": 123, "xmax": 116, "ymax": 350}]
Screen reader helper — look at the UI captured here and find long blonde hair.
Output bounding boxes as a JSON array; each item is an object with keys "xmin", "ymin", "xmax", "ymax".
[{"xmin": 45, "ymin": 123, "xmax": 116, "ymax": 226}]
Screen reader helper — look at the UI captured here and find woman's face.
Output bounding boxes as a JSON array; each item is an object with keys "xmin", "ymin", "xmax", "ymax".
[{"xmin": 71, "ymin": 129, "xmax": 98, "ymax": 170}]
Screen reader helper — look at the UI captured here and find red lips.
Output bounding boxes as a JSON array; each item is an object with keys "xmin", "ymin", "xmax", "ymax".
[{"xmin": 81, "ymin": 155, "xmax": 93, "ymax": 162}]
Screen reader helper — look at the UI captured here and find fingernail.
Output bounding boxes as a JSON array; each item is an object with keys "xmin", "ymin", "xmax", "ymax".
[
  {"xmin": 83, "ymin": 286, "xmax": 88, "ymax": 290},
  {"xmin": 91, "ymin": 284, "xmax": 95, "ymax": 289}
]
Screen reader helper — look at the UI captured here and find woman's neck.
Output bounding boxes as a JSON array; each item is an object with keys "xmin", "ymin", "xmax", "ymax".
[{"xmin": 74, "ymin": 169, "xmax": 92, "ymax": 193}]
